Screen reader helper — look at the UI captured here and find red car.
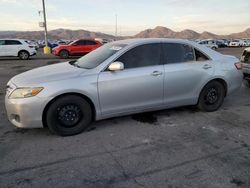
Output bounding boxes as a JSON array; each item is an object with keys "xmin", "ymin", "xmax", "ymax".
[{"xmin": 52, "ymin": 39, "xmax": 102, "ymax": 58}]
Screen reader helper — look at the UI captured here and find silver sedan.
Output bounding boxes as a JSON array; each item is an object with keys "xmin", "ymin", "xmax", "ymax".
[{"xmin": 5, "ymin": 39, "xmax": 243, "ymax": 136}]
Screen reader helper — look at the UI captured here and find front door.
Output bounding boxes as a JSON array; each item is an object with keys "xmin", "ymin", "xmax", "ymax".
[{"xmin": 98, "ymin": 43, "xmax": 164, "ymax": 115}]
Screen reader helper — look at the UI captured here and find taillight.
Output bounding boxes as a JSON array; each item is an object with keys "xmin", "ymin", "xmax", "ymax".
[{"xmin": 235, "ymin": 62, "xmax": 242, "ymax": 70}]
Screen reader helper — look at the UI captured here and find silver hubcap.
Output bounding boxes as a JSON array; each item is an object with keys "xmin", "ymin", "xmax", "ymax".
[{"xmin": 20, "ymin": 52, "xmax": 28, "ymax": 59}]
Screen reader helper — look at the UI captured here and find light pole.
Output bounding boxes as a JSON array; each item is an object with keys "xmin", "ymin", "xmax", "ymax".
[
  {"xmin": 42, "ymin": 0, "xmax": 50, "ymax": 54},
  {"xmin": 115, "ymin": 14, "xmax": 118, "ymax": 40}
]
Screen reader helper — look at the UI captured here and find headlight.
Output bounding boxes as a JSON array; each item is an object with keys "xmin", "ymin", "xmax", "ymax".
[{"xmin": 9, "ymin": 87, "xmax": 44, "ymax": 99}]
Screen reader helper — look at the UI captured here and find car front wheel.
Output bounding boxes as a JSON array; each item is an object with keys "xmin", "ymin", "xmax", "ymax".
[
  {"xmin": 197, "ymin": 81, "xmax": 226, "ymax": 112},
  {"xmin": 46, "ymin": 95, "xmax": 92, "ymax": 136}
]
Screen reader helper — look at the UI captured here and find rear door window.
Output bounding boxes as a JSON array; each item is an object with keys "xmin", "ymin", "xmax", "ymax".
[
  {"xmin": 116, "ymin": 43, "xmax": 162, "ymax": 69},
  {"xmin": 162, "ymin": 43, "xmax": 195, "ymax": 64},
  {"xmin": 85, "ymin": 40, "xmax": 97, "ymax": 45},
  {"xmin": 75, "ymin": 40, "xmax": 86, "ymax": 46},
  {"xmin": 5, "ymin": 40, "xmax": 22, "ymax": 45},
  {"xmin": 0, "ymin": 40, "xmax": 5, "ymax": 45}
]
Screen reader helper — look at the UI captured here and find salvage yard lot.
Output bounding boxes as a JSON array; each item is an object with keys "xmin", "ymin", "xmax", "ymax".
[{"xmin": 0, "ymin": 48, "xmax": 249, "ymax": 188}]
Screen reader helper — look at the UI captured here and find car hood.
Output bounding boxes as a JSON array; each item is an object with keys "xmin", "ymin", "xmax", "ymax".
[{"xmin": 11, "ymin": 62, "xmax": 85, "ymax": 86}]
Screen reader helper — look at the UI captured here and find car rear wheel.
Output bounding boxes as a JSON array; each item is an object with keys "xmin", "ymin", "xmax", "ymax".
[
  {"xmin": 212, "ymin": 46, "xmax": 217, "ymax": 50},
  {"xmin": 46, "ymin": 95, "xmax": 92, "ymax": 136},
  {"xmin": 18, "ymin": 51, "xmax": 30, "ymax": 60},
  {"xmin": 59, "ymin": 50, "xmax": 69, "ymax": 59},
  {"xmin": 197, "ymin": 81, "xmax": 225, "ymax": 112}
]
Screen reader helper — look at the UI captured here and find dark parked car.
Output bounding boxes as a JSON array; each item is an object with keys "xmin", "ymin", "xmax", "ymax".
[{"xmin": 241, "ymin": 47, "xmax": 250, "ymax": 87}]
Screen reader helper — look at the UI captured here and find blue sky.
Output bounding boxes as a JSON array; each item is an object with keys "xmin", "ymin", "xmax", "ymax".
[{"xmin": 0, "ymin": 0, "xmax": 249, "ymax": 35}]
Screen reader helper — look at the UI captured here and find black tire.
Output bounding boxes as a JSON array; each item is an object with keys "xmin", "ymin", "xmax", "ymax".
[
  {"xmin": 18, "ymin": 50, "xmax": 30, "ymax": 60},
  {"xmin": 212, "ymin": 46, "xmax": 217, "ymax": 50},
  {"xmin": 197, "ymin": 81, "xmax": 226, "ymax": 112},
  {"xmin": 59, "ymin": 50, "xmax": 69, "ymax": 59},
  {"xmin": 46, "ymin": 95, "xmax": 92, "ymax": 136},
  {"xmin": 243, "ymin": 80, "xmax": 250, "ymax": 88}
]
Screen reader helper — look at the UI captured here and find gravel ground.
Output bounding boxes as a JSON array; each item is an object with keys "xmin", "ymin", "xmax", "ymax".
[{"xmin": 0, "ymin": 47, "xmax": 249, "ymax": 188}]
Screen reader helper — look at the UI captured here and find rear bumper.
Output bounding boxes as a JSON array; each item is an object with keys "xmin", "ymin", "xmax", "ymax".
[
  {"xmin": 30, "ymin": 52, "xmax": 36, "ymax": 56},
  {"xmin": 242, "ymin": 63, "xmax": 250, "ymax": 79},
  {"xmin": 30, "ymin": 50, "xmax": 37, "ymax": 56}
]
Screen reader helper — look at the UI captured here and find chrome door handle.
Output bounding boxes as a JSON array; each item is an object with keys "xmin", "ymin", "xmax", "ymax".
[
  {"xmin": 203, "ymin": 64, "xmax": 212, "ymax": 70},
  {"xmin": 151, "ymin": 71, "xmax": 163, "ymax": 76}
]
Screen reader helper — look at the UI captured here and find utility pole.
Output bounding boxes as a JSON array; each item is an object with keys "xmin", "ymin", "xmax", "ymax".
[
  {"xmin": 42, "ymin": 0, "xmax": 50, "ymax": 53},
  {"xmin": 115, "ymin": 14, "xmax": 118, "ymax": 40}
]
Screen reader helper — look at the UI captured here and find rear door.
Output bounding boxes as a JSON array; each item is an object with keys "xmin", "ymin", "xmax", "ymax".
[
  {"xmin": 162, "ymin": 43, "xmax": 214, "ymax": 106},
  {"xmin": 5, "ymin": 40, "xmax": 22, "ymax": 56},
  {"xmin": 84, "ymin": 40, "xmax": 100, "ymax": 53},
  {"xmin": 98, "ymin": 43, "xmax": 164, "ymax": 115},
  {"xmin": 71, "ymin": 40, "xmax": 86, "ymax": 55}
]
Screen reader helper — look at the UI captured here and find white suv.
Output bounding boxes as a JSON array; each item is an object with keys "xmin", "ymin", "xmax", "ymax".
[
  {"xmin": 228, "ymin": 39, "xmax": 246, "ymax": 47},
  {"xmin": 0, "ymin": 39, "xmax": 37, "ymax": 60},
  {"xmin": 198, "ymin": 39, "xmax": 218, "ymax": 50}
]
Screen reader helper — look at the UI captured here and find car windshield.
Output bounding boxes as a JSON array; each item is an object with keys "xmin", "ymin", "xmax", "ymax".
[
  {"xmin": 69, "ymin": 40, "xmax": 77, "ymax": 45},
  {"xmin": 75, "ymin": 43, "xmax": 127, "ymax": 69}
]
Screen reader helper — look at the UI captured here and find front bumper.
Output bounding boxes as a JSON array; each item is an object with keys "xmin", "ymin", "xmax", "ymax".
[
  {"xmin": 52, "ymin": 49, "xmax": 59, "ymax": 56},
  {"xmin": 5, "ymin": 95, "xmax": 49, "ymax": 129}
]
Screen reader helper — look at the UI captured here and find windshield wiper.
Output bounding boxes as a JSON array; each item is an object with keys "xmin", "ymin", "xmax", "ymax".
[{"xmin": 69, "ymin": 60, "xmax": 81, "ymax": 68}]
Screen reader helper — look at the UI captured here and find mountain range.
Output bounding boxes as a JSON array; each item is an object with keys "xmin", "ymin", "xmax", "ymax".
[
  {"xmin": 0, "ymin": 26, "xmax": 249, "ymax": 40},
  {"xmin": 135, "ymin": 26, "xmax": 250, "ymax": 39}
]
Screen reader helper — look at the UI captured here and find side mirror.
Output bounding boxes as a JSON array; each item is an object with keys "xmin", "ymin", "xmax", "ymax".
[{"xmin": 108, "ymin": 62, "xmax": 124, "ymax": 71}]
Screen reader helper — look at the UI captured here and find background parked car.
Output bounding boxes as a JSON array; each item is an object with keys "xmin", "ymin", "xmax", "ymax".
[
  {"xmin": 241, "ymin": 47, "xmax": 250, "ymax": 87},
  {"xmin": 0, "ymin": 39, "xmax": 36, "ymax": 60},
  {"xmin": 25, "ymin": 40, "xmax": 39, "ymax": 50},
  {"xmin": 216, "ymin": 40, "xmax": 228, "ymax": 48},
  {"xmin": 198, "ymin": 39, "xmax": 218, "ymax": 50},
  {"xmin": 52, "ymin": 39, "xmax": 102, "ymax": 58},
  {"xmin": 229, "ymin": 39, "xmax": 247, "ymax": 47}
]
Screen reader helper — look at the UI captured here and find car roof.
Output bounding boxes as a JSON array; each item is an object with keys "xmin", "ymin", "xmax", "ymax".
[
  {"xmin": 0, "ymin": 38, "xmax": 27, "ymax": 43},
  {"xmin": 112, "ymin": 38, "xmax": 192, "ymax": 45}
]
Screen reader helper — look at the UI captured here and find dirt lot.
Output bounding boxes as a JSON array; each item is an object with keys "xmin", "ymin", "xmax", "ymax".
[{"xmin": 0, "ymin": 48, "xmax": 249, "ymax": 188}]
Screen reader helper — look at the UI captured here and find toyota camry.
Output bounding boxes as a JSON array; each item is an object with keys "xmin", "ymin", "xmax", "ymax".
[{"xmin": 5, "ymin": 39, "xmax": 243, "ymax": 136}]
